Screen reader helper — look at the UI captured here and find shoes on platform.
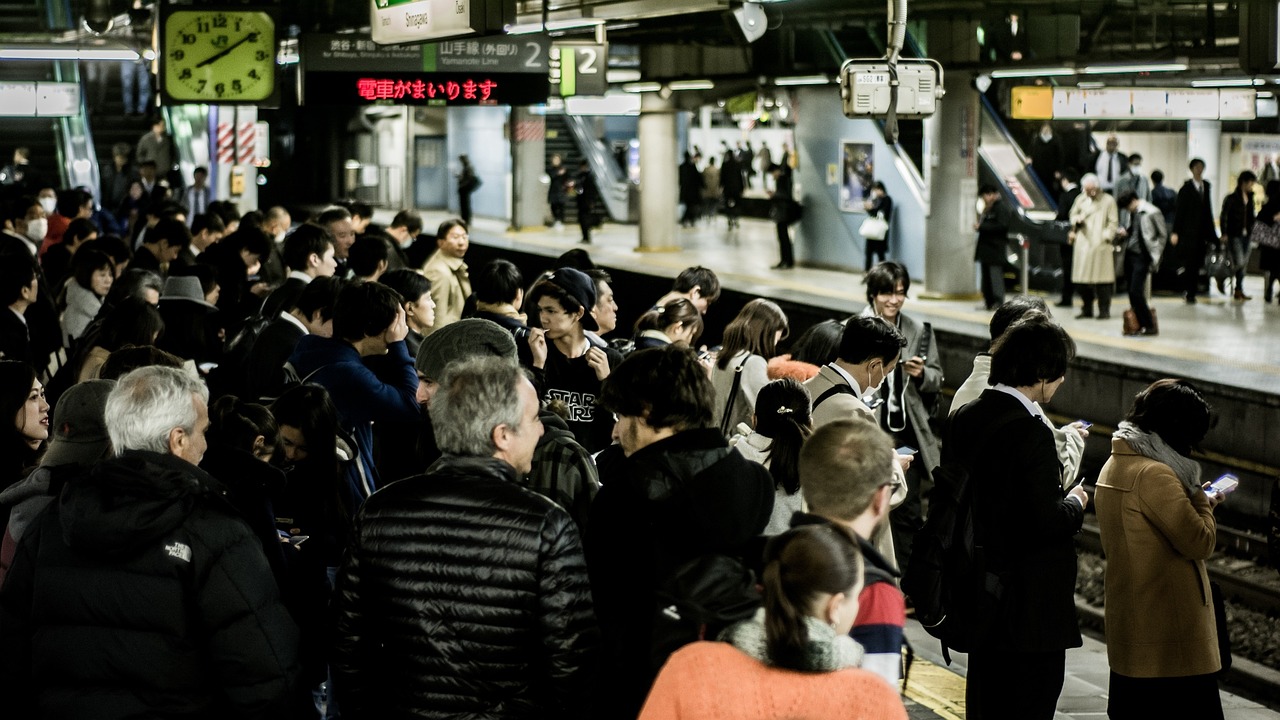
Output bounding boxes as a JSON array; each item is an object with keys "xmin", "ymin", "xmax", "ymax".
[
  {"xmin": 1075, "ymin": 312, "xmax": 1094, "ymax": 319},
  {"xmin": 1235, "ymin": 289, "xmax": 1252, "ymax": 301},
  {"xmin": 1054, "ymin": 301, "xmax": 1073, "ymax": 308},
  {"xmin": 1097, "ymin": 313, "xmax": 1111, "ymax": 320},
  {"xmin": 1185, "ymin": 296, "xmax": 1197, "ymax": 305},
  {"xmin": 771, "ymin": 262, "xmax": 794, "ymax": 270}
]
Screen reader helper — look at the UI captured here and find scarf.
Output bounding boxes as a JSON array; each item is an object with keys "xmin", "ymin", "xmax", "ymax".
[
  {"xmin": 1113, "ymin": 421, "xmax": 1202, "ymax": 495},
  {"xmin": 719, "ymin": 608, "xmax": 864, "ymax": 672}
]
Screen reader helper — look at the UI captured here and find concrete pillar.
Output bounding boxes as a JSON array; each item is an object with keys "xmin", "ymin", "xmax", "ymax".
[
  {"xmin": 638, "ymin": 93, "xmax": 680, "ymax": 251},
  {"xmin": 1187, "ymin": 119, "xmax": 1222, "ymax": 199},
  {"xmin": 509, "ymin": 107, "xmax": 547, "ymax": 231},
  {"xmin": 923, "ymin": 70, "xmax": 981, "ymax": 296}
]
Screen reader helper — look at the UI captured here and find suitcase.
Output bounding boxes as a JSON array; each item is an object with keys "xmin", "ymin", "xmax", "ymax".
[{"xmin": 1122, "ymin": 306, "xmax": 1158, "ymax": 336}]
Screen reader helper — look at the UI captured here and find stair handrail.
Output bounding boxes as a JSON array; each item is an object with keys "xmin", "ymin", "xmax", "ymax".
[{"xmin": 560, "ymin": 112, "xmax": 630, "ymax": 222}]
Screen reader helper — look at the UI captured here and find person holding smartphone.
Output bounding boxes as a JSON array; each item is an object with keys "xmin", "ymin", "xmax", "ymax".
[{"xmin": 1094, "ymin": 379, "xmax": 1225, "ymax": 719}]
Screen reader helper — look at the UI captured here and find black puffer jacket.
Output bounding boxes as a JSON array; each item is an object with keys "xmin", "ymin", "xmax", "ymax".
[
  {"xmin": 0, "ymin": 450, "xmax": 300, "ymax": 719},
  {"xmin": 586, "ymin": 428, "xmax": 775, "ymax": 720},
  {"xmin": 331, "ymin": 455, "xmax": 598, "ymax": 720}
]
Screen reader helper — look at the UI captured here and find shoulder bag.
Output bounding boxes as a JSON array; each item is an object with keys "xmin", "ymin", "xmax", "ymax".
[
  {"xmin": 859, "ymin": 213, "xmax": 890, "ymax": 241},
  {"xmin": 718, "ymin": 356, "xmax": 748, "ymax": 437}
]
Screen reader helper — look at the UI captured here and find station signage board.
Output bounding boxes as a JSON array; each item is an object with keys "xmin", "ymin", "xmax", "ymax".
[
  {"xmin": 1011, "ymin": 85, "xmax": 1257, "ymax": 121},
  {"xmin": 370, "ymin": 0, "xmax": 515, "ymax": 45},
  {"xmin": 549, "ymin": 42, "xmax": 608, "ymax": 97},
  {"xmin": 0, "ymin": 82, "xmax": 81, "ymax": 117},
  {"xmin": 302, "ymin": 33, "xmax": 549, "ymax": 105}
]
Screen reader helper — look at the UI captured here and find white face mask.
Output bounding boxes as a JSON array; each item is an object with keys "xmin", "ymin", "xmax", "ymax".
[
  {"xmin": 866, "ymin": 362, "xmax": 887, "ymax": 395},
  {"xmin": 24, "ymin": 218, "xmax": 47, "ymax": 242},
  {"xmin": 37, "ymin": 197, "xmax": 56, "ymax": 214},
  {"xmin": 274, "ymin": 230, "xmax": 287, "ymax": 244}
]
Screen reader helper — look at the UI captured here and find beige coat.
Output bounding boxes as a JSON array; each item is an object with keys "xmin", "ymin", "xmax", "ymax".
[
  {"xmin": 421, "ymin": 250, "xmax": 471, "ymax": 336},
  {"xmin": 1095, "ymin": 439, "xmax": 1219, "ymax": 678},
  {"xmin": 1069, "ymin": 190, "xmax": 1119, "ymax": 284}
]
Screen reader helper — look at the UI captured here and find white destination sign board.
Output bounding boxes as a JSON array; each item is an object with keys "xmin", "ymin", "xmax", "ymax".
[
  {"xmin": 371, "ymin": 0, "xmax": 477, "ymax": 45},
  {"xmin": 1052, "ymin": 87, "xmax": 1256, "ymax": 120}
]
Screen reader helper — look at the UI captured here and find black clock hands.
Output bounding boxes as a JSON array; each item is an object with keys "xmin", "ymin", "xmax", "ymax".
[{"xmin": 194, "ymin": 32, "xmax": 259, "ymax": 69}]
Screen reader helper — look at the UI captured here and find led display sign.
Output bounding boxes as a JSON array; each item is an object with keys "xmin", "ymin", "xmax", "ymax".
[{"xmin": 304, "ymin": 71, "xmax": 548, "ymax": 106}]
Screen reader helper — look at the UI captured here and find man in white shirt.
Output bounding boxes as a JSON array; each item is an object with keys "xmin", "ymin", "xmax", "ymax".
[
  {"xmin": 180, "ymin": 167, "xmax": 213, "ymax": 223},
  {"xmin": 1093, "ymin": 136, "xmax": 1128, "ymax": 194}
]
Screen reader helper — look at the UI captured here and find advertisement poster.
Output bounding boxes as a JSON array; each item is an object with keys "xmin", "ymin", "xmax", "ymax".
[{"xmin": 840, "ymin": 142, "xmax": 874, "ymax": 212}]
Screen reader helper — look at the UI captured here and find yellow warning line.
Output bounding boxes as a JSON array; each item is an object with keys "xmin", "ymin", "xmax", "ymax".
[{"xmin": 904, "ymin": 657, "xmax": 967, "ymax": 719}]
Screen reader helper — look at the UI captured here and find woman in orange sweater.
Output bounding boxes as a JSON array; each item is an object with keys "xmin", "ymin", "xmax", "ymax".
[{"xmin": 639, "ymin": 524, "xmax": 907, "ymax": 720}]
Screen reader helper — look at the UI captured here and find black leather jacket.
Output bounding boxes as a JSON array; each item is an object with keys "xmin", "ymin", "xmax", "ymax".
[{"xmin": 332, "ymin": 455, "xmax": 597, "ymax": 719}]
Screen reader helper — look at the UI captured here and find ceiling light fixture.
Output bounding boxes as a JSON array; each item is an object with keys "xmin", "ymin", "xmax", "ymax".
[
  {"xmin": 0, "ymin": 46, "xmax": 138, "ymax": 61},
  {"xmin": 668, "ymin": 79, "xmax": 714, "ymax": 91},
  {"xmin": 988, "ymin": 67, "xmax": 1076, "ymax": 79},
  {"xmin": 505, "ymin": 18, "xmax": 605, "ymax": 35},
  {"xmin": 622, "ymin": 82, "xmax": 662, "ymax": 93},
  {"xmin": 1189, "ymin": 77, "xmax": 1265, "ymax": 88},
  {"xmin": 775, "ymin": 75, "xmax": 830, "ymax": 86},
  {"xmin": 1080, "ymin": 62, "xmax": 1187, "ymax": 75}
]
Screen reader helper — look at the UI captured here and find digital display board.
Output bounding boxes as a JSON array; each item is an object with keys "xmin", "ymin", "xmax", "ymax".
[{"xmin": 303, "ymin": 71, "xmax": 549, "ymax": 106}]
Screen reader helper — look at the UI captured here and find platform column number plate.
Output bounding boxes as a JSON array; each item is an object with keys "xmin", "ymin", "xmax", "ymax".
[{"xmin": 161, "ymin": 6, "xmax": 278, "ymax": 104}]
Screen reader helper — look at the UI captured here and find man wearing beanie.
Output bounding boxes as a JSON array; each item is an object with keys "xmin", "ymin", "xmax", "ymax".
[
  {"xmin": 0, "ymin": 379, "xmax": 115, "ymax": 587},
  {"xmin": 526, "ymin": 267, "xmax": 624, "ymax": 453},
  {"xmin": 416, "ymin": 319, "xmax": 598, "ymax": 530}
]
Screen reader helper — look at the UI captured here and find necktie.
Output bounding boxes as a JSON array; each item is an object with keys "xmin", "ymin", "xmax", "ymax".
[{"xmin": 1106, "ymin": 154, "xmax": 1113, "ymax": 183}]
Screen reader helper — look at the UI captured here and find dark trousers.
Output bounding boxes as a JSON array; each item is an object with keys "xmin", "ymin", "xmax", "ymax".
[
  {"xmin": 725, "ymin": 196, "xmax": 741, "ymax": 228},
  {"xmin": 889, "ymin": 425, "xmax": 924, "ymax": 572},
  {"xmin": 1108, "ymin": 671, "xmax": 1224, "ymax": 720},
  {"xmin": 459, "ymin": 191, "xmax": 473, "ymax": 226},
  {"xmin": 1126, "ymin": 251, "xmax": 1154, "ymax": 329},
  {"xmin": 979, "ymin": 262, "xmax": 1005, "ymax": 309},
  {"xmin": 967, "ymin": 649, "xmax": 1065, "ymax": 720},
  {"xmin": 775, "ymin": 222, "xmax": 794, "ymax": 267},
  {"xmin": 1078, "ymin": 283, "xmax": 1113, "ymax": 316},
  {"xmin": 1180, "ymin": 248, "xmax": 1204, "ymax": 299},
  {"xmin": 1059, "ymin": 243, "xmax": 1075, "ymax": 304},
  {"xmin": 865, "ymin": 238, "xmax": 888, "ymax": 271},
  {"xmin": 579, "ymin": 209, "xmax": 595, "ymax": 243},
  {"xmin": 550, "ymin": 201, "xmax": 565, "ymax": 223}
]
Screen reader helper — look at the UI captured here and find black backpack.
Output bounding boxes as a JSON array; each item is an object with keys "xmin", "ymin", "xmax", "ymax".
[
  {"xmin": 901, "ymin": 462, "xmax": 1002, "ymax": 662},
  {"xmin": 650, "ymin": 553, "xmax": 761, "ymax": 672}
]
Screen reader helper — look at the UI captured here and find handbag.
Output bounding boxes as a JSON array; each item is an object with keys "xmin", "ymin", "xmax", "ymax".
[
  {"xmin": 859, "ymin": 213, "xmax": 890, "ymax": 241},
  {"xmin": 1252, "ymin": 219, "xmax": 1280, "ymax": 249},
  {"xmin": 1205, "ymin": 246, "xmax": 1231, "ymax": 281}
]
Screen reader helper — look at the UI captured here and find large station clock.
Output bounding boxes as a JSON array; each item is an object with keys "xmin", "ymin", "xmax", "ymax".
[{"xmin": 160, "ymin": 6, "xmax": 278, "ymax": 104}]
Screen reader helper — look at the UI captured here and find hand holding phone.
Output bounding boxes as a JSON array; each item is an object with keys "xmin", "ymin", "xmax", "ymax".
[
  {"xmin": 1206, "ymin": 474, "xmax": 1239, "ymax": 499},
  {"xmin": 288, "ymin": 535, "xmax": 310, "ymax": 547},
  {"xmin": 895, "ymin": 445, "xmax": 918, "ymax": 456},
  {"xmin": 1076, "ymin": 420, "xmax": 1093, "ymax": 429}
]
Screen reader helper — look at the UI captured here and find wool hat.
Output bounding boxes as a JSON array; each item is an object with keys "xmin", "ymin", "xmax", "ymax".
[
  {"xmin": 415, "ymin": 318, "xmax": 518, "ymax": 381},
  {"xmin": 542, "ymin": 267, "xmax": 598, "ymax": 331},
  {"xmin": 41, "ymin": 379, "xmax": 115, "ymax": 468},
  {"xmin": 161, "ymin": 275, "xmax": 217, "ymax": 310}
]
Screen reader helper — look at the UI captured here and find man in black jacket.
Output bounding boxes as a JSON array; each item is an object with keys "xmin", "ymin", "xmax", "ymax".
[
  {"xmin": 1055, "ymin": 170, "xmax": 1082, "ymax": 308},
  {"xmin": 946, "ymin": 314, "xmax": 1088, "ymax": 720},
  {"xmin": 1170, "ymin": 158, "xmax": 1219, "ymax": 304},
  {"xmin": 587, "ymin": 345, "xmax": 774, "ymax": 719},
  {"xmin": 0, "ymin": 366, "xmax": 300, "ymax": 718},
  {"xmin": 332, "ymin": 355, "xmax": 597, "ymax": 719}
]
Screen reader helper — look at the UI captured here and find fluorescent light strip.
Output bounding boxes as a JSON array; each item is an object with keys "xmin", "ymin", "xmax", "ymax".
[
  {"xmin": 622, "ymin": 82, "xmax": 661, "ymax": 93},
  {"xmin": 668, "ymin": 79, "xmax": 714, "ymax": 91},
  {"xmin": 1080, "ymin": 63, "xmax": 1187, "ymax": 74},
  {"xmin": 1189, "ymin": 78, "xmax": 1265, "ymax": 88},
  {"xmin": 606, "ymin": 69, "xmax": 642, "ymax": 83},
  {"xmin": 0, "ymin": 47, "xmax": 139, "ymax": 61},
  {"xmin": 506, "ymin": 18, "xmax": 605, "ymax": 35},
  {"xmin": 775, "ymin": 75, "xmax": 831, "ymax": 86},
  {"xmin": 989, "ymin": 67, "xmax": 1076, "ymax": 79}
]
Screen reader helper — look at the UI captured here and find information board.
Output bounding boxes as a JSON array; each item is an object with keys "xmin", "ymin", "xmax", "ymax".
[
  {"xmin": 370, "ymin": 0, "xmax": 514, "ymax": 45},
  {"xmin": 304, "ymin": 71, "xmax": 548, "ymax": 106},
  {"xmin": 1012, "ymin": 86, "xmax": 1258, "ymax": 121},
  {"xmin": 0, "ymin": 82, "xmax": 81, "ymax": 117}
]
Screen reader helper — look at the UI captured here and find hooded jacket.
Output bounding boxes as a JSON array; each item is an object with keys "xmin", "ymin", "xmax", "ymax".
[
  {"xmin": 332, "ymin": 455, "xmax": 597, "ymax": 719},
  {"xmin": 0, "ymin": 450, "xmax": 300, "ymax": 719},
  {"xmin": 586, "ymin": 428, "xmax": 774, "ymax": 719}
]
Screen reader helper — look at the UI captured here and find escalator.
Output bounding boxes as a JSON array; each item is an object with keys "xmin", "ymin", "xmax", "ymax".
[{"xmin": 543, "ymin": 112, "xmax": 633, "ymax": 223}]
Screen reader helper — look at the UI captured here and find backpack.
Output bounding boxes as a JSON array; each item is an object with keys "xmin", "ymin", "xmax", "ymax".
[
  {"xmin": 901, "ymin": 461, "xmax": 1003, "ymax": 663},
  {"xmin": 650, "ymin": 553, "xmax": 761, "ymax": 672},
  {"xmin": 207, "ymin": 312, "xmax": 272, "ymax": 398}
]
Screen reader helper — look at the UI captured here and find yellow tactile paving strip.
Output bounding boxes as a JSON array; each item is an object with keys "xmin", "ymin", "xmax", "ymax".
[{"xmin": 905, "ymin": 657, "xmax": 967, "ymax": 720}]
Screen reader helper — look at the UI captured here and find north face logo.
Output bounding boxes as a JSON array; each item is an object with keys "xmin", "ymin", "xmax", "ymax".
[{"xmin": 165, "ymin": 542, "xmax": 192, "ymax": 563}]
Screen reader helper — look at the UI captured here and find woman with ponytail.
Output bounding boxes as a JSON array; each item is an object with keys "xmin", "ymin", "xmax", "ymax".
[
  {"xmin": 730, "ymin": 378, "xmax": 812, "ymax": 535},
  {"xmin": 633, "ymin": 298, "xmax": 703, "ymax": 350},
  {"xmin": 639, "ymin": 524, "xmax": 906, "ymax": 720}
]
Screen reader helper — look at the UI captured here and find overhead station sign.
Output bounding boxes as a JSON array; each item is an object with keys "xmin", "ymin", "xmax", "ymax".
[
  {"xmin": 303, "ymin": 33, "xmax": 550, "ymax": 106},
  {"xmin": 370, "ymin": 0, "xmax": 515, "ymax": 45},
  {"xmin": 0, "ymin": 82, "xmax": 81, "ymax": 117},
  {"xmin": 1011, "ymin": 86, "xmax": 1257, "ymax": 121}
]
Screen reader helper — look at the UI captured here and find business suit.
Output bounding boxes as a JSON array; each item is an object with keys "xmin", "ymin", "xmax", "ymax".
[
  {"xmin": 947, "ymin": 389, "xmax": 1084, "ymax": 720},
  {"xmin": 1055, "ymin": 184, "xmax": 1082, "ymax": 306},
  {"xmin": 1172, "ymin": 178, "xmax": 1218, "ymax": 302}
]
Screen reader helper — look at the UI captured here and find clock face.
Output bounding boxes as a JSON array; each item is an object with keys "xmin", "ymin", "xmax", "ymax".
[{"xmin": 163, "ymin": 10, "xmax": 275, "ymax": 103}]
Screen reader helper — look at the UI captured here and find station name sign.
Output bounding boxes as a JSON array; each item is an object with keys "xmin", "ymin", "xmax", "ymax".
[
  {"xmin": 1011, "ymin": 86, "xmax": 1257, "ymax": 121},
  {"xmin": 302, "ymin": 33, "xmax": 549, "ymax": 106},
  {"xmin": 370, "ymin": 0, "xmax": 514, "ymax": 45}
]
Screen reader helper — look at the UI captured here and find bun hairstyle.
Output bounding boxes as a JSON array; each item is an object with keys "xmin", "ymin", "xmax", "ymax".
[
  {"xmin": 634, "ymin": 298, "xmax": 703, "ymax": 345},
  {"xmin": 208, "ymin": 395, "xmax": 279, "ymax": 458},
  {"xmin": 761, "ymin": 523, "xmax": 863, "ymax": 672},
  {"xmin": 753, "ymin": 378, "xmax": 812, "ymax": 495}
]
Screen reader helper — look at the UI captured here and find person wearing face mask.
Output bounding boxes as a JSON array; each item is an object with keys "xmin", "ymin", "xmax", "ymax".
[
  {"xmin": 4, "ymin": 198, "xmax": 48, "ymax": 258},
  {"xmin": 383, "ymin": 209, "xmax": 422, "ymax": 271},
  {"xmin": 803, "ymin": 316, "xmax": 911, "ymax": 566},
  {"xmin": 858, "ymin": 262, "xmax": 943, "ymax": 573},
  {"xmin": 946, "ymin": 312, "xmax": 1087, "ymax": 720},
  {"xmin": 1029, "ymin": 123, "xmax": 1064, "ymax": 199}
]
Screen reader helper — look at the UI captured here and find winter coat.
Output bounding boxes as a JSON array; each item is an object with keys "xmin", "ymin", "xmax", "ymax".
[
  {"xmin": 287, "ymin": 334, "xmax": 420, "ymax": 502},
  {"xmin": 1069, "ymin": 189, "xmax": 1119, "ymax": 284},
  {"xmin": 975, "ymin": 199, "xmax": 1013, "ymax": 264},
  {"xmin": 1219, "ymin": 187, "xmax": 1256, "ymax": 239},
  {"xmin": 586, "ymin": 428, "xmax": 775, "ymax": 720},
  {"xmin": 679, "ymin": 160, "xmax": 702, "ymax": 206},
  {"xmin": 332, "ymin": 455, "xmax": 598, "ymax": 719},
  {"xmin": 422, "ymin": 250, "xmax": 471, "ymax": 335},
  {"xmin": 0, "ymin": 450, "xmax": 300, "ymax": 719},
  {"xmin": 1128, "ymin": 199, "xmax": 1168, "ymax": 271},
  {"xmin": 638, "ymin": 642, "xmax": 906, "ymax": 720},
  {"xmin": 1095, "ymin": 439, "xmax": 1219, "ymax": 678},
  {"xmin": 61, "ymin": 280, "xmax": 102, "ymax": 347},
  {"xmin": 766, "ymin": 354, "xmax": 821, "ymax": 382},
  {"xmin": 1172, "ymin": 179, "xmax": 1218, "ymax": 254},
  {"xmin": 946, "ymin": 390, "xmax": 1084, "ymax": 653}
]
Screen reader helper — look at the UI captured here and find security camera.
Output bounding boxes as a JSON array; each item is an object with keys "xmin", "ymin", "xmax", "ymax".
[{"xmin": 82, "ymin": 0, "xmax": 115, "ymax": 35}]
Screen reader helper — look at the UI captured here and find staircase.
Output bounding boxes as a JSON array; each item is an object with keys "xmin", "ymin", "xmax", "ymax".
[
  {"xmin": 545, "ymin": 113, "xmax": 584, "ymax": 225},
  {"xmin": 86, "ymin": 60, "xmax": 154, "ymax": 186}
]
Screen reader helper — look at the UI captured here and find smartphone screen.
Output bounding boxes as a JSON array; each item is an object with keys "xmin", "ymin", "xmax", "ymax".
[
  {"xmin": 288, "ymin": 535, "xmax": 310, "ymax": 547},
  {"xmin": 1209, "ymin": 474, "xmax": 1239, "ymax": 496},
  {"xmin": 1077, "ymin": 420, "xmax": 1093, "ymax": 429},
  {"xmin": 895, "ymin": 445, "xmax": 918, "ymax": 456}
]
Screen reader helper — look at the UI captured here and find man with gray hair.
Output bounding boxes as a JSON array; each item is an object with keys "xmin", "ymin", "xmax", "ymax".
[
  {"xmin": 0, "ymin": 366, "xmax": 300, "ymax": 717},
  {"xmin": 332, "ymin": 356, "xmax": 596, "ymax": 719}
]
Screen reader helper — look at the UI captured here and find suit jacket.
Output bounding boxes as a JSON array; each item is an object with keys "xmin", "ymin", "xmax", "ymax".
[
  {"xmin": 946, "ymin": 389, "xmax": 1083, "ymax": 653},
  {"xmin": 130, "ymin": 245, "xmax": 164, "ymax": 276},
  {"xmin": 260, "ymin": 277, "xmax": 307, "ymax": 322},
  {"xmin": 1095, "ymin": 439, "xmax": 1218, "ymax": 678},
  {"xmin": 1172, "ymin": 179, "xmax": 1217, "ymax": 251},
  {"xmin": 422, "ymin": 251, "xmax": 470, "ymax": 336},
  {"xmin": 0, "ymin": 309, "xmax": 32, "ymax": 367},
  {"xmin": 1055, "ymin": 185, "xmax": 1081, "ymax": 223}
]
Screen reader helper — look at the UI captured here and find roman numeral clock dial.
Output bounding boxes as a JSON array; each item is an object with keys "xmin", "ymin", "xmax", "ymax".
[{"xmin": 161, "ymin": 8, "xmax": 277, "ymax": 104}]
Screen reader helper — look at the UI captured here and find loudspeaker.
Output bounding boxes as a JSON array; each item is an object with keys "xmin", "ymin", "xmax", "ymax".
[{"xmin": 726, "ymin": 2, "xmax": 767, "ymax": 44}]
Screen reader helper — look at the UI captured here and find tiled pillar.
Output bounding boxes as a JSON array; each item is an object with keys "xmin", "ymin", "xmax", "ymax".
[
  {"xmin": 637, "ymin": 92, "xmax": 679, "ymax": 251},
  {"xmin": 924, "ymin": 69, "xmax": 982, "ymax": 296}
]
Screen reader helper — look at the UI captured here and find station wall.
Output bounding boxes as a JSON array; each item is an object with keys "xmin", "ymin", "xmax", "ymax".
[{"xmin": 445, "ymin": 105, "xmax": 512, "ymax": 220}]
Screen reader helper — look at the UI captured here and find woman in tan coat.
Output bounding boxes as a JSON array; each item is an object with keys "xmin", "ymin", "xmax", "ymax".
[
  {"xmin": 1095, "ymin": 378, "xmax": 1224, "ymax": 720},
  {"xmin": 1068, "ymin": 173, "xmax": 1119, "ymax": 319}
]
